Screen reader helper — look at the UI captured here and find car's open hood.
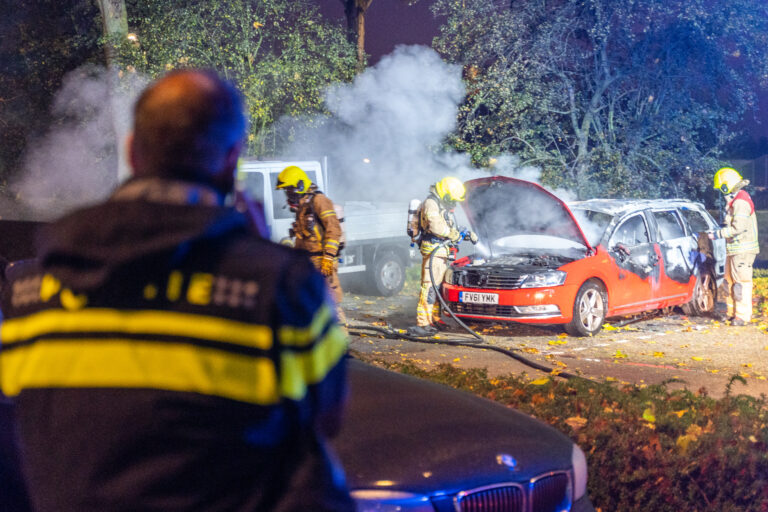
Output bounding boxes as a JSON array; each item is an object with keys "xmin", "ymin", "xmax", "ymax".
[{"xmin": 462, "ymin": 177, "xmax": 591, "ymax": 256}]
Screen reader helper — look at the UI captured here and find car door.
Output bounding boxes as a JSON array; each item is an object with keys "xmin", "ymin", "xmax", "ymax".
[
  {"xmin": 649, "ymin": 208, "xmax": 695, "ymax": 303},
  {"xmin": 606, "ymin": 212, "xmax": 660, "ymax": 314},
  {"xmin": 679, "ymin": 205, "xmax": 726, "ymax": 280}
]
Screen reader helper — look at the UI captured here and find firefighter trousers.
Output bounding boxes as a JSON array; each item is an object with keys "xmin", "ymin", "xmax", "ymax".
[
  {"xmin": 417, "ymin": 254, "xmax": 448, "ymax": 327},
  {"xmin": 310, "ymin": 255, "xmax": 346, "ymax": 325},
  {"xmin": 724, "ymin": 252, "xmax": 756, "ymax": 323}
]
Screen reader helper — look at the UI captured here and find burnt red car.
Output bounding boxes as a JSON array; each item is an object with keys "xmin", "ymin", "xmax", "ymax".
[{"xmin": 442, "ymin": 177, "xmax": 725, "ymax": 336}]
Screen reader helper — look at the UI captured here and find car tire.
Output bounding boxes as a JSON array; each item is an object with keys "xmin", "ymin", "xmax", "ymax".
[
  {"xmin": 366, "ymin": 250, "xmax": 405, "ymax": 297},
  {"xmin": 565, "ymin": 280, "xmax": 607, "ymax": 337},
  {"xmin": 681, "ymin": 270, "xmax": 717, "ymax": 316}
]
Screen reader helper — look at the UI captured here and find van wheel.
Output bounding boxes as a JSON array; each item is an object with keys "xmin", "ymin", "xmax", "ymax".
[
  {"xmin": 366, "ymin": 251, "xmax": 405, "ymax": 296},
  {"xmin": 682, "ymin": 271, "xmax": 716, "ymax": 316},
  {"xmin": 565, "ymin": 281, "xmax": 607, "ymax": 337}
]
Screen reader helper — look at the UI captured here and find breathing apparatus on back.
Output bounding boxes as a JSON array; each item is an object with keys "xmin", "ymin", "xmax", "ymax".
[{"xmin": 406, "ymin": 199, "xmax": 422, "ymax": 245}]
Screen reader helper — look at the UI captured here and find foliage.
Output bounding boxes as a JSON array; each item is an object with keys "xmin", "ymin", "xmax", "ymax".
[
  {"xmin": 751, "ymin": 276, "xmax": 768, "ymax": 318},
  {"xmin": 382, "ymin": 361, "xmax": 768, "ymax": 511},
  {"xmin": 432, "ymin": 0, "xmax": 768, "ymax": 200},
  {"xmin": 115, "ymin": 0, "xmax": 357, "ymax": 155},
  {"xmin": 0, "ymin": 0, "xmax": 102, "ymax": 191}
]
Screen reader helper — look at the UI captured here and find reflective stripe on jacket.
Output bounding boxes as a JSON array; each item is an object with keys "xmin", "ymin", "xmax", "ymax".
[
  {"xmin": 294, "ymin": 190, "xmax": 343, "ymax": 257},
  {"xmin": 419, "ymin": 194, "xmax": 455, "ymax": 258},
  {"xmin": 719, "ymin": 189, "xmax": 759, "ymax": 255},
  {"xmin": 0, "ymin": 178, "xmax": 352, "ymax": 512}
]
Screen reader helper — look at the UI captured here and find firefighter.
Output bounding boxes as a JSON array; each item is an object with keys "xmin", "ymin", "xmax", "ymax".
[
  {"xmin": 276, "ymin": 165, "xmax": 346, "ymax": 325},
  {"xmin": 710, "ymin": 167, "xmax": 760, "ymax": 326},
  {"xmin": 0, "ymin": 70, "xmax": 354, "ymax": 511},
  {"xmin": 409, "ymin": 176, "xmax": 477, "ymax": 337}
]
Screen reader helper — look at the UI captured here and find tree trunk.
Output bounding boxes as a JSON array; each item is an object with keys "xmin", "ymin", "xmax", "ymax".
[
  {"xmin": 94, "ymin": 0, "xmax": 130, "ymax": 182},
  {"xmin": 341, "ymin": 0, "xmax": 373, "ymax": 69},
  {"xmin": 95, "ymin": 0, "xmax": 128, "ymax": 66}
]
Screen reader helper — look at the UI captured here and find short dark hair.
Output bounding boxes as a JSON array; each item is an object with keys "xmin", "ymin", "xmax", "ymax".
[{"xmin": 132, "ymin": 69, "xmax": 246, "ymax": 184}]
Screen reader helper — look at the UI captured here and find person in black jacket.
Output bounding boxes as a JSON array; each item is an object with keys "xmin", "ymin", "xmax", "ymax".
[{"xmin": 0, "ymin": 69, "xmax": 353, "ymax": 512}]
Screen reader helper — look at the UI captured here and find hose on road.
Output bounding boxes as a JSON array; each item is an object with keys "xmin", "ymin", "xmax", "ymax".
[{"xmin": 348, "ymin": 239, "xmax": 581, "ymax": 380}]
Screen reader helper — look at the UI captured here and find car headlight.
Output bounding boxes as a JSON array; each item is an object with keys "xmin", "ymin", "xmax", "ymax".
[
  {"xmin": 444, "ymin": 267, "xmax": 454, "ymax": 285},
  {"xmin": 571, "ymin": 443, "xmax": 588, "ymax": 501},
  {"xmin": 519, "ymin": 270, "xmax": 566, "ymax": 288},
  {"xmin": 351, "ymin": 489, "xmax": 433, "ymax": 511}
]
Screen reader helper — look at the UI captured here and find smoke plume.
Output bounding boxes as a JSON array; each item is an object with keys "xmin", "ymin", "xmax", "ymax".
[{"xmin": 12, "ymin": 65, "xmax": 146, "ymax": 220}]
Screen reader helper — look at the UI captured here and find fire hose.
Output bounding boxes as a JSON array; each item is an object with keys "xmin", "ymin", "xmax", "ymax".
[{"xmin": 347, "ymin": 235, "xmax": 581, "ymax": 380}]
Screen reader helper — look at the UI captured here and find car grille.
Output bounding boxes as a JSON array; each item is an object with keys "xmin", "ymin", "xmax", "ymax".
[
  {"xmin": 531, "ymin": 473, "xmax": 570, "ymax": 511},
  {"xmin": 458, "ymin": 269, "xmax": 525, "ymax": 289},
  {"xmin": 455, "ymin": 472, "xmax": 571, "ymax": 512},
  {"xmin": 457, "ymin": 484, "xmax": 524, "ymax": 511},
  {"xmin": 451, "ymin": 303, "xmax": 517, "ymax": 317}
]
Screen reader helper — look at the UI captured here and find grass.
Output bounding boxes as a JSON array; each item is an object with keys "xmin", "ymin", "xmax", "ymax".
[{"xmin": 381, "ymin": 362, "xmax": 768, "ymax": 511}]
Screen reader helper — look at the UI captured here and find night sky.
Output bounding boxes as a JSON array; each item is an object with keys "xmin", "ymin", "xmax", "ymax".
[{"xmin": 315, "ymin": 0, "xmax": 439, "ymax": 63}]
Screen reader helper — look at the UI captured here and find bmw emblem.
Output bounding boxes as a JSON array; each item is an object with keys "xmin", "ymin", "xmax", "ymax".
[{"xmin": 496, "ymin": 454, "xmax": 517, "ymax": 469}]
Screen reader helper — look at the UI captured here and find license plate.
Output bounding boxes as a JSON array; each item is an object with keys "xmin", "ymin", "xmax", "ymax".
[{"xmin": 459, "ymin": 292, "xmax": 499, "ymax": 304}]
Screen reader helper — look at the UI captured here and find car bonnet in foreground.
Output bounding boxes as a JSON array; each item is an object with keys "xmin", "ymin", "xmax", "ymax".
[{"xmin": 335, "ymin": 359, "xmax": 576, "ymax": 495}]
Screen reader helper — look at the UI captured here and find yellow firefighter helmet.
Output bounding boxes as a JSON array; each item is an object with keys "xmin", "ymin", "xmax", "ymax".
[
  {"xmin": 276, "ymin": 165, "xmax": 312, "ymax": 193},
  {"xmin": 435, "ymin": 176, "xmax": 466, "ymax": 203},
  {"xmin": 713, "ymin": 167, "xmax": 743, "ymax": 194}
]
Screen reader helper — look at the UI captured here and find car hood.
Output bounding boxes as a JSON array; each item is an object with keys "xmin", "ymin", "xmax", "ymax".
[
  {"xmin": 334, "ymin": 360, "xmax": 574, "ymax": 495},
  {"xmin": 462, "ymin": 177, "xmax": 591, "ymax": 256}
]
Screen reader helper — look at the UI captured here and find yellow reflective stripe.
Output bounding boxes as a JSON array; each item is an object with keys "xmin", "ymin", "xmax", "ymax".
[
  {"xmin": 0, "ymin": 339, "xmax": 279, "ymax": 405},
  {"xmin": 319, "ymin": 210, "xmax": 337, "ymax": 218},
  {"xmin": 280, "ymin": 324, "xmax": 347, "ymax": 401},
  {"xmin": 278, "ymin": 305, "xmax": 332, "ymax": 348},
  {"xmin": 0, "ymin": 309, "xmax": 272, "ymax": 350},
  {"xmin": 325, "ymin": 240, "xmax": 340, "ymax": 249}
]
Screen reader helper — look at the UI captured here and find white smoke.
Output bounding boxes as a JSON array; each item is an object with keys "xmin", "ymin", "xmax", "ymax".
[
  {"xmin": 12, "ymin": 65, "xmax": 147, "ymax": 220},
  {"xmin": 279, "ymin": 45, "xmax": 564, "ymax": 204},
  {"xmin": 281, "ymin": 45, "xmax": 471, "ymax": 201}
]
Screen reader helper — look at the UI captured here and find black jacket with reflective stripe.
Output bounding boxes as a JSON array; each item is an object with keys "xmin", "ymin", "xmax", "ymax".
[{"xmin": 0, "ymin": 182, "xmax": 352, "ymax": 512}]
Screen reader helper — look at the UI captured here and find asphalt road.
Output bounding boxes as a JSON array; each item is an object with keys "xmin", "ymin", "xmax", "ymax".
[{"xmin": 343, "ymin": 282, "xmax": 768, "ymax": 399}]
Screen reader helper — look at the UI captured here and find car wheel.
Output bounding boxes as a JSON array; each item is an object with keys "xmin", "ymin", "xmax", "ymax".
[
  {"xmin": 366, "ymin": 250, "xmax": 405, "ymax": 297},
  {"xmin": 681, "ymin": 270, "xmax": 716, "ymax": 316},
  {"xmin": 565, "ymin": 281, "xmax": 607, "ymax": 337}
]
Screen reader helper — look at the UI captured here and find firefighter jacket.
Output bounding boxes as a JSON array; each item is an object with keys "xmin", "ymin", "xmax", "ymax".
[
  {"xmin": 293, "ymin": 187, "xmax": 342, "ymax": 258},
  {"xmin": 419, "ymin": 190, "xmax": 456, "ymax": 258},
  {"xmin": 0, "ymin": 177, "xmax": 353, "ymax": 512},
  {"xmin": 717, "ymin": 182, "xmax": 759, "ymax": 256}
]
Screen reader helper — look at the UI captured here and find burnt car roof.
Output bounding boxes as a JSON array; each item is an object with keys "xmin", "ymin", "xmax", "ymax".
[{"xmin": 569, "ymin": 198, "xmax": 708, "ymax": 216}]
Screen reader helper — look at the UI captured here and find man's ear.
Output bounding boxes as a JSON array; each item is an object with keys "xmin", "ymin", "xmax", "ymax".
[
  {"xmin": 223, "ymin": 140, "xmax": 243, "ymax": 174},
  {"xmin": 126, "ymin": 133, "xmax": 138, "ymax": 177},
  {"xmin": 212, "ymin": 140, "xmax": 243, "ymax": 195}
]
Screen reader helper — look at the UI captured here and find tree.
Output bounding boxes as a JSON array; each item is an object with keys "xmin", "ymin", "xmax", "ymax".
[
  {"xmin": 340, "ymin": 0, "xmax": 373, "ymax": 68},
  {"xmin": 433, "ymin": 0, "xmax": 768, "ymax": 200},
  {"xmin": 0, "ymin": 0, "xmax": 101, "ymax": 195},
  {"xmin": 94, "ymin": 0, "xmax": 127, "ymax": 65},
  {"xmin": 338, "ymin": 0, "xmax": 420, "ymax": 69},
  {"xmin": 117, "ymin": 0, "xmax": 357, "ymax": 155}
]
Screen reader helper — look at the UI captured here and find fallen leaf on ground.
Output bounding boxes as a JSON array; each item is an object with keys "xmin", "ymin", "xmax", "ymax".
[{"xmin": 565, "ymin": 416, "xmax": 588, "ymax": 430}]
